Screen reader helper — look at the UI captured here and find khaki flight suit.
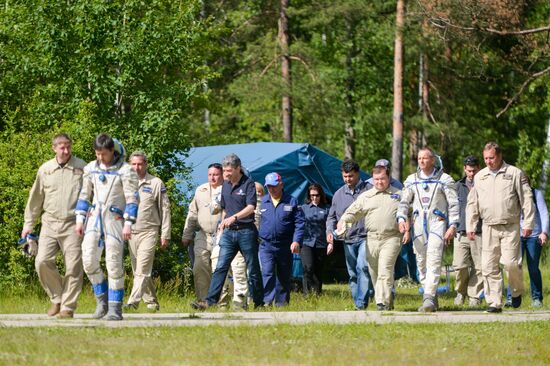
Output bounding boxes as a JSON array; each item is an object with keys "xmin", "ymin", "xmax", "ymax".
[
  {"xmin": 339, "ymin": 186, "xmax": 403, "ymax": 307},
  {"xmin": 127, "ymin": 173, "xmax": 171, "ymax": 306},
  {"xmin": 24, "ymin": 156, "xmax": 86, "ymax": 312},
  {"xmin": 182, "ymin": 183, "xmax": 221, "ymax": 300},
  {"xmin": 467, "ymin": 162, "xmax": 535, "ymax": 308}
]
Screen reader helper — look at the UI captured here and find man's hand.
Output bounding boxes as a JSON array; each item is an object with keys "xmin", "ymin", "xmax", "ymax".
[
  {"xmin": 75, "ymin": 222, "xmax": 84, "ymax": 237},
  {"xmin": 467, "ymin": 231, "xmax": 475, "ymax": 241},
  {"xmin": 181, "ymin": 239, "xmax": 192, "ymax": 247},
  {"xmin": 539, "ymin": 232, "xmax": 547, "ymax": 246},
  {"xmin": 444, "ymin": 226, "xmax": 456, "ymax": 244},
  {"xmin": 160, "ymin": 238, "xmax": 169, "ymax": 250},
  {"xmin": 122, "ymin": 224, "xmax": 132, "ymax": 241},
  {"xmin": 21, "ymin": 227, "xmax": 31, "ymax": 239},
  {"xmin": 326, "ymin": 232, "xmax": 334, "ymax": 245},
  {"xmin": 290, "ymin": 242, "xmax": 300, "ymax": 254},
  {"xmin": 398, "ymin": 221, "xmax": 409, "ymax": 234},
  {"xmin": 523, "ymin": 228, "xmax": 533, "ymax": 238},
  {"xmin": 220, "ymin": 215, "xmax": 238, "ymax": 230},
  {"xmin": 402, "ymin": 230, "xmax": 410, "ymax": 244},
  {"xmin": 327, "ymin": 243, "xmax": 334, "ymax": 255}
]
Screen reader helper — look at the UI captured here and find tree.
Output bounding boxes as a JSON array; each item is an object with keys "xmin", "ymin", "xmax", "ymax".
[{"xmin": 391, "ymin": 0, "xmax": 405, "ymax": 181}]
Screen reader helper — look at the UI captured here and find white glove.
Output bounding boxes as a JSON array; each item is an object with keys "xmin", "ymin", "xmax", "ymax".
[{"xmin": 27, "ymin": 237, "xmax": 38, "ymax": 257}]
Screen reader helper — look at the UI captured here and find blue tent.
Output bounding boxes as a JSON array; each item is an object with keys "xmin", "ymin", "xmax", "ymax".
[{"xmin": 176, "ymin": 142, "xmax": 369, "ymax": 201}]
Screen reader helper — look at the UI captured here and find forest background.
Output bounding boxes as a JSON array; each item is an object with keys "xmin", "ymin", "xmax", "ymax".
[{"xmin": 0, "ymin": 0, "xmax": 548, "ymax": 290}]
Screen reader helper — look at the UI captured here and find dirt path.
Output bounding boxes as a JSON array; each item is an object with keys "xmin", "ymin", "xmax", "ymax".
[{"xmin": 1, "ymin": 310, "xmax": 549, "ymax": 328}]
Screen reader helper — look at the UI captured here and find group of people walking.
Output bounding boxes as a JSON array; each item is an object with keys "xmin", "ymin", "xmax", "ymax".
[
  {"xmin": 22, "ymin": 133, "xmax": 170, "ymax": 320},
  {"xmin": 21, "ymin": 133, "xmax": 545, "ymax": 320}
]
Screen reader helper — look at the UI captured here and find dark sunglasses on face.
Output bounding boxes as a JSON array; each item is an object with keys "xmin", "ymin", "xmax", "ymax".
[{"xmin": 310, "ymin": 194, "xmax": 320, "ymax": 197}]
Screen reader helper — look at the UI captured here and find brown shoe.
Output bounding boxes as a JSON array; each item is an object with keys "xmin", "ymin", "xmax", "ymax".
[
  {"xmin": 57, "ymin": 310, "xmax": 74, "ymax": 319},
  {"xmin": 47, "ymin": 303, "xmax": 61, "ymax": 317}
]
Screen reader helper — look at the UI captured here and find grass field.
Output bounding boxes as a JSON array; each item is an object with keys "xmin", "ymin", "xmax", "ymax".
[
  {"xmin": 1, "ymin": 258, "xmax": 549, "ymax": 365},
  {"xmin": 1, "ymin": 322, "xmax": 549, "ymax": 365}
]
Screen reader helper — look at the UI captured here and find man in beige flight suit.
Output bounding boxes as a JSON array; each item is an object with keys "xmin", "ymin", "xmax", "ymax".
[
  {"xmin": 182, "ymin": 163, "xmax": 224, "ymax": 301},
  {"xmin": 124, "ymin": 152, "xmax": 171, "ymax": 311},
  {"xmin": 453, "ymin": 156, "xmax": 484, "ymax": 307},
  {"xmin": 22, "ymin": 133, "xmax": 86, "ymax": 318},
  {"xmin": 337, "ymin": 163, "xmax": 409, "ymax": 310},
  {"xmin": 466, "ymin": 142, "xmax": 535, "ymax": 313}
]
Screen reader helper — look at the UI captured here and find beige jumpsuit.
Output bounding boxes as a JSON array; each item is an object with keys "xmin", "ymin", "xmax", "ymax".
[
  {"xmin": 467, "ymin": 162, "xmax": 534, "ymax": 309},
  {"xmin": 127, "ymin": 173, "xmax": 171, "ymax": 306},
  {"xmin": 24, "ymin": 156, "xmax": 86, "ymax": 312},
  {"xmin": 339, "ymin": 186, "xmax": 403, "ymax": 307}
]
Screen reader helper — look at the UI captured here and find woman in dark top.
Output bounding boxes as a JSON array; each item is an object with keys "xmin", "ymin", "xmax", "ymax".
[{"xmin": 300, "ymin": 184, "xmax": 332, "ymax": 295}]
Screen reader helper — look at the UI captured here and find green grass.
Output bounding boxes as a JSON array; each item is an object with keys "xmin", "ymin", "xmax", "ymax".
[
  {"xmin": 1, "ymin": 322, "xmax": 549, "ymax": 365},
  {"xmin": 1, "ymin": 265, "xmax": 549, "ymax": 313},
  {"xmin": 1, "ymin": 261, "xmax": 550, "ymax": 365}
]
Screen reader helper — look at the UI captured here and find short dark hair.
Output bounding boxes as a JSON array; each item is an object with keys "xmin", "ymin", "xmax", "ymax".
[
  {"xmin": 305, "ymin": 183, "xmax": 328, "ymax": 205},
  {"xmin": 341, "ymin": 158, "xmax": 359, "ymax": 173},
  {"xmin": 208, "ymin": 163, "xmax": 222, "ymax": 171},
  {"xmin": 463, "ymin": 155, "xmax": 479, "ymax": 167},
  {"xmin": 484, "ymin": 142, "xmax": 502, "ymax": 155},
  {"xmin": 372, "ymin": 166, "xmax": 390, "ymax": 176},
  {"xmin": 94, "ymin": 133, "xmax": 114, "ymax": 150}
]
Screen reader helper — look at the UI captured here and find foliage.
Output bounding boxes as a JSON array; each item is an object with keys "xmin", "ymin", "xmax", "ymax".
[
  {"xmin": 0, "ymin": 0, "xmax": 549, "ymax": 288},
  {"xmin": 0, "ymin": 0, "xmax": 210, "ymax": 287}
]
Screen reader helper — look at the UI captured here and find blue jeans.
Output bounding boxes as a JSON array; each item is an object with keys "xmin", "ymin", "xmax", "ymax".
[
  {"xmin": 206, "ymin": 227, "xmax": 264, "ymax": 306},
  {"xmin": 259, "ymin": 241, "xmax": 292, "ymax": 306},
  {"xmin": 507, "ymin": 236, "xmax": 543, "ymax": 301},
  {"xmin": 343, "ymin": 240, "xmax": 372, "ymax": 309}
]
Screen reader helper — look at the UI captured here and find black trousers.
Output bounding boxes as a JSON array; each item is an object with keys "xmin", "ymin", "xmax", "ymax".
[{"xmin": 300, "ymin": 245, "xmax": 327, "ymax": 295}]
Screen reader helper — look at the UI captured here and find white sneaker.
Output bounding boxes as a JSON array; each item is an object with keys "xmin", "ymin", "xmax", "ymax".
[
  {"xmin": 468, "ymin": 298, "xmax": 481, "ymax": 307},
  {"xmin": 146, "ymin": 303, "xmax": 160, "ymax": 312},
  {"xmin": 454, "ymin": 293, "xmax": 465, "ymax": 305}
]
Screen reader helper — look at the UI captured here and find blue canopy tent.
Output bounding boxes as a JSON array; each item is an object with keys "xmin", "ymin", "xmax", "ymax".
[
  {"xmin": 175, "ymin": 142, "xmax": 369, "ymax": 202},
  {"xmin": 175, "ymin": 142, "xmax": 417, "ymax": 284}
]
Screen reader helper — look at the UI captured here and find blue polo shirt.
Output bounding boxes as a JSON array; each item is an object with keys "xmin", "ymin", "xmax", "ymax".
[
  {"xmin": 326, "ymin": 180, "xmax": 367, "ymax": 242},
  {"xmin": 220, "ymin": 173, "xmax": 257, "ymax": 224},
  {"xmin": 259, "ymin": 192, "xmax": 305, "ymax": 244},
  {"xmin": 301, "ymin": 203, "xmax": 329, "ymax": 248}
]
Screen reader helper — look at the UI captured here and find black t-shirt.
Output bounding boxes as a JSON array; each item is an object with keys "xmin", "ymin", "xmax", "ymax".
[{"xmin": 221, "ymin": 173, "xmax": 257, "ymax": 224}]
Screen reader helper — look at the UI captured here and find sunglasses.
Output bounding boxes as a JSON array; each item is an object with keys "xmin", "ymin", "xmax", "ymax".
[{"xmin": 310, "ymin": 194, "xmax": 320, "ymax": 197}]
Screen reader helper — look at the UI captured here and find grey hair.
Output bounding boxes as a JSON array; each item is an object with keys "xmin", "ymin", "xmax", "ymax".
[
  {"xmin": 129, "ymin": 151, "xmax": 148, "ymax": 163},
  {"xmin": 52, "ymin": 133, "xmax": 72, "ymax": 146},
  {"xmin": 221, "ymin": 153, "xmax": 241, "ymax": 168}
]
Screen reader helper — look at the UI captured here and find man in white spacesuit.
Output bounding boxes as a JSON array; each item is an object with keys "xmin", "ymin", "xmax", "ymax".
[
  {"xmin": 75, "ymin": 133, "xmax": 139, "ymax": 321},
  {"xmin": 396, "ymin": 147, "xmax": 459, "ymax": 312}
]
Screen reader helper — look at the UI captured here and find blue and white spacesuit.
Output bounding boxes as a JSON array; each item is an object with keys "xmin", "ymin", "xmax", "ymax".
[
  {"xmin": 75, "ymin": 139, "xmax": 139, "ymax": 320},
  {"xmin": 397, "ymin": 161, "xmax": 459, "ymax": 311}
]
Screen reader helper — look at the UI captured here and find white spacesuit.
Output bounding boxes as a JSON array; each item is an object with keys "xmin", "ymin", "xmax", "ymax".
[
  {"xmin": 75, "ymin": 139, "xmax": 139, "ymax": 320},
  {"xmin": 397, "ymin": 161, "xmax": 459, "ymax": 311}
]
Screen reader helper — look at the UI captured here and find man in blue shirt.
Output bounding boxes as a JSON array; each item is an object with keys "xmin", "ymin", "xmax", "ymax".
[
  {"xmin": 326, "ymin": 158, "xmax": 373, "ymax": 310},
  {"xmin": 191, "ymin": 153, "xmax": 264, "ymax": 310},
  {"xmin": 259, "ymin": 172, "xmax": 305, "ymax": 306}
]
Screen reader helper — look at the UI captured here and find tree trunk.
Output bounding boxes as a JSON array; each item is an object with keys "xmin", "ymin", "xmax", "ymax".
[
  {"xmin": 344, "ymin": 17, "xmax": 357, "ymax": 160},
  {"xmin": 540, "ymin": 114, "xmax": 550, "ymax": 192},
  {"xmin": 279, "ymin": 0, "xmax": 292, "ymax": 142},
  {"xmin": 391, "ymin": 0, "xmax": 405, "ymax": 181}
]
